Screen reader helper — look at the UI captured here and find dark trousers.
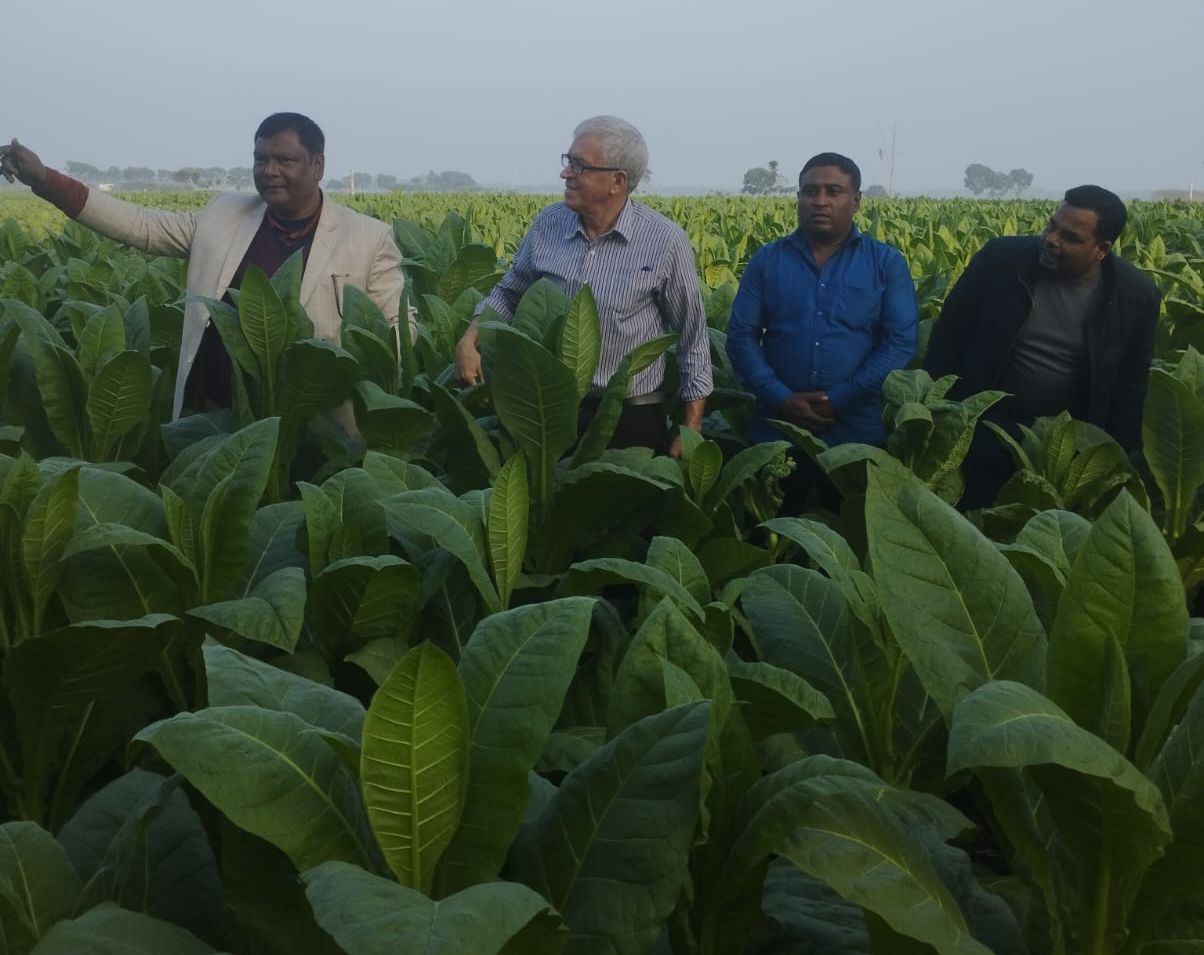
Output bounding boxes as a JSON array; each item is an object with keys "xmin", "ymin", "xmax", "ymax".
[
  {"xmin": 778, "ymin": 450, "xmax": 842, "ymax": 516},
  {"xmin": 578, "ymin": 400, "xmax": 668, "ymax": 455},
  {"xmin": 959, "ymin": 429, "xmax": 1018, "ymax": 510}
]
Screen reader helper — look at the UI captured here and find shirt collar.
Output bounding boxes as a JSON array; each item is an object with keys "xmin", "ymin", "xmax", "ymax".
[
  {"xmin": 787, "ymin": 222, "xmax": 863, "ymax": 257},
  {"xmin": 568, "ymin": 199, "xmax": 636, "ymax": 242}
]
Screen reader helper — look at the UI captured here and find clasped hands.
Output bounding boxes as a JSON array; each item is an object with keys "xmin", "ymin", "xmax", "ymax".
[{"xmin": 779, "ymin": 390, "xmax": 835, "ymax": 433}]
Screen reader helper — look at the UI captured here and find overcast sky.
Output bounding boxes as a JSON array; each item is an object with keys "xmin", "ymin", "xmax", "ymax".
[{"xmin": 7, "ymin": 0, "xmax": 1202, "ymax": 195}]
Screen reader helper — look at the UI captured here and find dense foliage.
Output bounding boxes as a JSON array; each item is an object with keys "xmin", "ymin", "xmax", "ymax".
[{"xmin": 0, "ymin": 192, "xmax": 1203, "ymax": 955}]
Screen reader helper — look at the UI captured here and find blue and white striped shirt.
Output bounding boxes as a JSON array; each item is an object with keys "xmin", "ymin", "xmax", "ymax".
[{"xmin": 475, "ymin": 200, "xmax": 713, "ymax": 401}]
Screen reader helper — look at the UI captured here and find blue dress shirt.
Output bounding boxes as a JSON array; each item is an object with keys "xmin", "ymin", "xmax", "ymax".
[{"xmin": 726, "ymin": 225, "xmax": 918, "ymax": 445}]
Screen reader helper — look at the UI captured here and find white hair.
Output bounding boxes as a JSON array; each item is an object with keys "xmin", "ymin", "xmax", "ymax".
[{"xmin": 573, "ymin": 115, "xmax": 648, "ymax": 192}]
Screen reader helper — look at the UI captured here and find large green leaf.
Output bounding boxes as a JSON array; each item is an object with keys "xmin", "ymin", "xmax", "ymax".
[
  {"xmin": 219, "ymin": 822, "xmax": 344, "ymax": 955},
  {"xmin": 484, "ymin": 324, "xmax": 578, "ymax": 507},
  {"xmin": 195, "ymin": 418, "xmax": 280, "ymax": 601},
  {"xmin": 488, "ymin": 453, "xmax": 528, "ymax": 610},
  {"xmin": 343, "ymin": 326, "xmax": 399, "ymax": 396},
  {"xmin": 189, "ymin": 566, "xmax": 307, "ymax": 651},
  {"xmin": 86, "ymin": 350, "xmax": 153, "ymax": 461},
  {"xmin": 726, "ymin": 658, "xmax": 835, "ymax": 740},
  {"xmin": 739, "ymin": 564, "xmax": 882, "ymax": 766},
  {"xmin": 606, "ymin": 597, "xmax": 730, "ymax": 740},
  {"xmin": 361, "ymin": 642, "xmax": 468, "ymax": 893},
  {"xmin": 4, "ymin": 614, "xmax": 181, "ymax": 814},
  {"xmin": 644, "ymin": 535, "xmax": 711, "ymax": 607},
  {"xmin": 512, "ymin": 701, "xmax": 709, "ymax": 955},
  {"xmin": 237, "ymin": 266, "xmax": 292, "ymax": 409},
  {"xmin": 21, "ymin": 465, "xmax": 78, "ymax": 635},
  {"xmin": 703, "ymin": 440, "xmax": 791, "ymax": 514},
  {"xmin": 560, "ymin": 285, "xmax": 601, "ymax": 400},
  {"xmin": 243, "ymin": 500, "xmax": 306, "ymax": 590},
  {"xmin": 511, "ymin": 277, "xmax": 569, "ymax": 341},
  {"xmin": 56, "ymin": 770, "xmax": 225, "ymax": 946},
  {"xmin": 429, "ymin": 380, "xmax": 500, "ymax": 492},
  {"xmin": 303, "ymin": 861, "xmax": 563, "ymax": 955},
  {"xmin": 174, "ymin": 416, "xmax": 280, "ymax": 518},
  {"xmin": 203, "ymin": 641, "xmax": 365, "ymax": 739},
  {"xmin": 947, "ymin": 680, "xmax": 1171, "ymax": 954},
  {"xmin": 724, "ymin": 757, "xmax": 992, "ymax": 955},
  {"xmin": 534, "ymin": 462, "xmax": 673, "ymax": 572},
  {"xmin": 1047, "ymin": 491, "xmax": 1188, "ymax": 751},
  {"xmin": 60, "ymin": 523, "xmax": 196, "ymax": 615},
  {"xmin": 439, "ymin": 244, "xmax": 500, "ymax": 304},
  {"xmin": 279, "ymin": 339, "xmax": 363, "ymax": 429},
  {"xmin": 866, "ymin": 462, "xmax": 1046, "ymax": 718},
  {"xmin": 1136, "ymin": 650, "xmax": 1204, "ymax": 770},
  {"xmin": 569, "ymin": 334, "xmax": 676, "ymax": 467},
  {"xmin": 9, "ymin": 301, "xmax": 88, "ymax": 457},
  {"xmin": 561, "ymin": 556, "xmax": 705, "ymax": 622},
  {"xmin": 352, "ymin": 381, "xmax": 435, "ymax": 457},
  {"xmin": 309, "ymin": 555, "xmax": 420, "ymax": 657},
  {"xmin": 1143, "ymin": 367, "xmax": 1204, "ymax": 541},
  {"xmin": 28, "ymin": 902, "xmax": 216, "ymax": 955},
  {"xmin": 0, "ymin": 821, "xmax": 82, "ymax": 954},
  {"xmin": 1132, "ymin": 682, "xmax": 1204, "ymax": 943},
  {"xmin": 136, "ymin": 706, "xmax": 377, "ymax": 872},
  {"xmin": 382, "ymin": 488, "xmax": 500, "ymax": 613},
  {"xmin": 1016, "ymin": 508, "xmax": 1090, "ymax": 567},
  {"xmin": 438, "ymin": 598, "xmax": 595, "ymax": 894},
  {"xmin": 76, "ymin": 304, "xmax": 127, "ymax": 379}
]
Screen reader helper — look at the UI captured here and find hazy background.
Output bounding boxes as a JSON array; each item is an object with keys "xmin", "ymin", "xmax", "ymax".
[{"xmin": 6, "ymin": 0, "xmax": 1202, "ymax": 196}]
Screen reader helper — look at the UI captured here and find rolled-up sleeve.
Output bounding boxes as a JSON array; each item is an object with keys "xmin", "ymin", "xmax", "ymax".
[
  {"xmin": 474, "ymin": 223, "xmax": 539, "ymax": 323},
  {"xmin": 659, "ymin": 231, "xmax": 713, "ymax": 401}
]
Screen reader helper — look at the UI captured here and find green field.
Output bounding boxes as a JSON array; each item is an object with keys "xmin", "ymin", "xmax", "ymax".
[{"xmin": 1, "ymin": 189, "xmax": 1204, "ymax": 955}]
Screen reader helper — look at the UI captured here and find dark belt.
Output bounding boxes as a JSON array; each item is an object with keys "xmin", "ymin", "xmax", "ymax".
[{"xmin": 582, "ymin": 390, "xmax": 665, "ymax": 408}]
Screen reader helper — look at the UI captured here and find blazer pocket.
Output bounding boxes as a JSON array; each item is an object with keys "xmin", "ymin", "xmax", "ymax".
[{"xmin": 331, "ymin": 273, "xmax": 352, "ymax": 318}]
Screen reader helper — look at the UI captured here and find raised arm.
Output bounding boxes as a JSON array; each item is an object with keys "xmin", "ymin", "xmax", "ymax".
[{"xmin": 1, "ymin": 138, "xmax": 198, "ymax": 257}]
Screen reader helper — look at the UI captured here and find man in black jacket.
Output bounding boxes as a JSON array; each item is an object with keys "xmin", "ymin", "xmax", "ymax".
[{"xmin": 925, "ymin": 185, "xmax": 1161, "ymax": 508}]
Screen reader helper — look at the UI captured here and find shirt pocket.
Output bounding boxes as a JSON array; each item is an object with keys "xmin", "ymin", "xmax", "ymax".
[
  {"xmin": 830, "ymin": 281, "xmax": 882, "ymax": 330},
  {"xmin": 605, "ymin": 269, "xmax": 660, "ymax": 324}
]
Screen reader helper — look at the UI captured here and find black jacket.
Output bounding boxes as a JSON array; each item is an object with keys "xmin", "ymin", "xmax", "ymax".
[{"xmin": 925, "ymin": 236, "xmax": 1161, "ymax": 451}]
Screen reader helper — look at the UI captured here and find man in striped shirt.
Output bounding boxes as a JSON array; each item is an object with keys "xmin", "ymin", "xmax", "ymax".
[{"xmin": 454, "ymin": 116, "xmax": 712, "ymax": 457}]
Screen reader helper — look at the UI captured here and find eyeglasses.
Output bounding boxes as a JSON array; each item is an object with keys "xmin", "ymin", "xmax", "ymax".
[{"xmin": 561, "ymin": 153, "xmax": 624, "ymax": 175}]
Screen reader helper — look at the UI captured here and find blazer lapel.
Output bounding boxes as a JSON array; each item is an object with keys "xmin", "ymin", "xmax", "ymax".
[
  {"xmin": 216, "ymin": 202, "xmax": 266, "ymax": 296},
  {"xmin": 300, "ymin": 198, "xmax": 339, "ymax": 309}
]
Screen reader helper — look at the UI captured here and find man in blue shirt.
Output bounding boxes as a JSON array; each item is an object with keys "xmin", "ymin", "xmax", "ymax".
[{"xmin": 727, "ymin": 153, "xmax": 917, "ymax": 455}]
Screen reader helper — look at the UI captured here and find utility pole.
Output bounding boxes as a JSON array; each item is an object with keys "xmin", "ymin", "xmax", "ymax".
[{"xmin": 878, "ymin": 124, "xmax": 897, "ymax": 196}]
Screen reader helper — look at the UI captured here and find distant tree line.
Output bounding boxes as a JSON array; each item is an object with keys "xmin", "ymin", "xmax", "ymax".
[
  {"xmin": 964, "ymin": 163, "xmax": 1034, "ymax": 197},
  {"xmin": 53, "ymin": 162, "xmax": 478, "ymax": 193},
  {"xmin": 740, "ymin": 160, "xmax": 890, "ymax": 197}
]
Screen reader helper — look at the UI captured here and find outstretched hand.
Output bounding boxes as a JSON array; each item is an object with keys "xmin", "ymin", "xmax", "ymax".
[{"xmin": 0, "ymin": 140, "xmax": 47, "ymax": 187}]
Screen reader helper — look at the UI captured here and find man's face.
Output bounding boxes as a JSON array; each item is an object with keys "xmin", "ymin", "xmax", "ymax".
[
  {"xmin": 253, "ymin": 129, "xmax": 324, "ymax": 218},
  {"xmin": 560, "ymin": 133, "xmax": 625, "ymax": 216},
  {"xmin": 797, "ymin": 166, "xmax": 860, "ymax": 243},
  {"xmin": 1039, "ymin": 203, "xmax": 1110, "ymax": 279}
]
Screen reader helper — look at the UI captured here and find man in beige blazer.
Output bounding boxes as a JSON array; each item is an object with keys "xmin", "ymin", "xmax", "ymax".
[{"xmin": 1, "ymin": 112, "xmax": 408, "ymax": 423}]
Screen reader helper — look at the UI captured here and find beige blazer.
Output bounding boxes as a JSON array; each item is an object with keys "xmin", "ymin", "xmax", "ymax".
[{"xmin": 76, "ymin": 190, "xmax": 407, "ymax": 420}]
